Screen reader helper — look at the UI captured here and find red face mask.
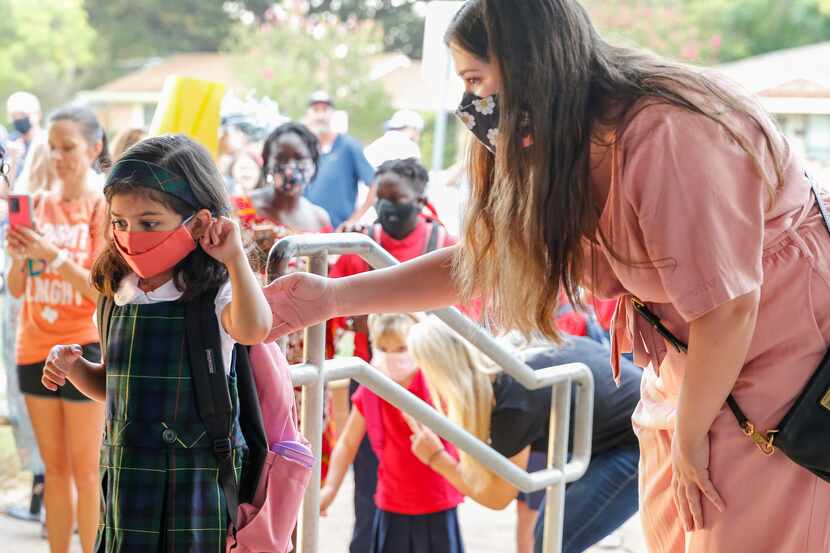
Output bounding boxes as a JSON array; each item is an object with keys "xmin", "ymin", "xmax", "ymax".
[{"xmin": 112, "ymin": 216, "xmax": 197, "ymax": 279}]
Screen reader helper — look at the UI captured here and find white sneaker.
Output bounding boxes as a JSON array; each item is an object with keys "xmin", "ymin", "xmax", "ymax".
[{"xmin": 596, "ymin": 533, "xmax": 623, "ymax": 549}]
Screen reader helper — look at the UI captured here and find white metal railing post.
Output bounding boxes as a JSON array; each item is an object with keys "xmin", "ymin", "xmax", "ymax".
[
  {"xmin": 542, "ymin": 380, "xmax": 572, "ymax": 553},
  {"xmin": 296, "ymin": 252, "xmax": 328, "ymax": 553},
  {"xmin": 270, "ymin": 234, "xmax": 594, "ymax": 553}
]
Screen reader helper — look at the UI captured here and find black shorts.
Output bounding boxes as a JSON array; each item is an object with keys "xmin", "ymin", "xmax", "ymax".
[{"xmin": 17, "ymin": 343, "xmax": 101, "ymax": 402}]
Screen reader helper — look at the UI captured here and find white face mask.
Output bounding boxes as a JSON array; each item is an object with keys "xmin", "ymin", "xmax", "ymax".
[{"xmin": 372, "ymin": 349, "xmax": 418, "ymax": 383}]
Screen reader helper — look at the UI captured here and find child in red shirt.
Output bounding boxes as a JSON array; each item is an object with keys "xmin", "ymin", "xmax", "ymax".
[
  {"xmin": 320, "ymin": 313, "xmax": 464, "ymax": 553},
  {"xmin": 330, "ymin": 158, "xmax": 457, "ymax": 362}
]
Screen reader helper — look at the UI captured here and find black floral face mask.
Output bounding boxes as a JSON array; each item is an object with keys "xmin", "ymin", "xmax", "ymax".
[
  {"xmin": 455, "ymin": 92, "xmax": 533, "ymax": 154},
  {"xmin": 455, "ymin": 92, "xmax": 501, "ymax": 153},
  {"xmin": 268, "ymin": 158, "xmax": 315, "ymax": 195}
]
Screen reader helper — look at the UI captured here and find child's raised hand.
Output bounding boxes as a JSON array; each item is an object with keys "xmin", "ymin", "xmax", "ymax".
[
  {"xmin": 404, "ymin": 414, "xmax": 446, "ymax": 466},
  {"xmin": 42, "ymin": 344, "xmax": 83, "ymax": 391},
  {"xmin": 200, "ymin": 216, "xmax": 245, "ymax": 265},
  {"xmin": 319, "ymin": 485, "xmax": 336, "ymax": 516}
]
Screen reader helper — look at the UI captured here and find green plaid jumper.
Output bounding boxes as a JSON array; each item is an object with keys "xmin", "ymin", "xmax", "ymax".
[{"xmin": 97, "ymin": 300, "xmax": 246, "ymax": 553}]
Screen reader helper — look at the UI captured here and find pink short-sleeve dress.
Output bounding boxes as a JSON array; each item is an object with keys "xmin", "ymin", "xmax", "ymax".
[{"xmin": 590, "ymin": 102, "xmax": 830, "ymax": 553}]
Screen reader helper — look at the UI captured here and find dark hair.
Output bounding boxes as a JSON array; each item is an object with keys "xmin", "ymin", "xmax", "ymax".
[
  {"xmin": 258, "ymin": 122, "xmax": 320, "ymax": 189},
  {"xmin": 374, "ymin": 157, "xmax": 429, "ymax": 196},
  {"xmin": 446, "ymin": 0, "xmax": 785, "ymax": 340},
  {"xmin": 111, "ymin": 127, "xmax": 148, "ymax": 162},
  {"xmin": 91, "ymin": 134, "xmax": 232, "ymax": 301},
  {"xmin": 49, "ymin": 105, "xmax": 112, "ymax": 172}
]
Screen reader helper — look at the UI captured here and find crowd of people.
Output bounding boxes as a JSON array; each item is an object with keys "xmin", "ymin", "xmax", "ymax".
[
  {"xmin": 6, "ymin": 1, "xmax": 828, "ymax": 553},
  {"xmin": 0, "ymin": 81, "xmax": 632, "ymax": 553}
]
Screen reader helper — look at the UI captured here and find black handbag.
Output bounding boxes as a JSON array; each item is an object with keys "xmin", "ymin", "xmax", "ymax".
[{"xmin": 631, "ymin": 173, "xmax": 830, "ymax": 483}]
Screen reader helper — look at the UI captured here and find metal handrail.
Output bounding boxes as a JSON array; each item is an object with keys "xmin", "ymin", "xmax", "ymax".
[{"xmin": 268, "ymin": 233, "xmax": 595, "ymax": 553}]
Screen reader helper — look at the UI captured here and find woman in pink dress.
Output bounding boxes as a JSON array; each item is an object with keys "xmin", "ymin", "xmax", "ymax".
[{"xmin": 262, "ymin": 1, "xmax": 830, "ymax": 552}]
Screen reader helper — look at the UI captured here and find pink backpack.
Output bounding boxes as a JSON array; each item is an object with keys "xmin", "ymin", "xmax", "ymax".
[{"xmin": 229, "ymin": 342, "xmax": 313, "ymax": 553}]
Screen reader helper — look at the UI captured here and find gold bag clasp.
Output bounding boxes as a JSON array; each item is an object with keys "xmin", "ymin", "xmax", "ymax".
[{"xmin": 743, "ymin": 422, "xmax": 776, "ymax": 457}]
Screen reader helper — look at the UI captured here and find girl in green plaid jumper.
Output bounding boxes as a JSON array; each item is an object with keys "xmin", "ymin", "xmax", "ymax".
[{"xmin": 41, "ymin": 135, "xmax": 273, "ymax": 553}]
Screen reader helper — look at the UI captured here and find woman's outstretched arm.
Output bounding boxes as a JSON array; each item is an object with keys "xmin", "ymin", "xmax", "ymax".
[{"xmin": 265, "ymin": 245, "xmax": 461, "ymax": 340}]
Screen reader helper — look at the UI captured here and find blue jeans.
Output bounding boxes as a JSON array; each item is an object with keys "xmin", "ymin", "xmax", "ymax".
[
  {"xmin": 533, "ymin": 446, "xmax": 639, "ymax": 553},
  {"xmin": 350, "ymin": 435, "xmax": 379, "ymax": 553}
]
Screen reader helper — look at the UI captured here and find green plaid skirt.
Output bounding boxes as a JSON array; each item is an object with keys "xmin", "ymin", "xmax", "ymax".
[{"xmin": 97, "ymin": 301, "xmax": 247, "ymax": 553}]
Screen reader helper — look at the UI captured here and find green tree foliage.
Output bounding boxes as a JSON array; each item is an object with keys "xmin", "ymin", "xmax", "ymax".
[
  {"xmin": 84, "ymin": 0, "xmax": 231, "ymax": 61},
  {"xmin": 689, "ymin": 0, "xmax": 830, "ymax": 62},
  {"xmin": 585, "ymin": 0, "xmax": 830, "ymax": 65},
  {"xmin": 0, "ymin": 0, "xmax": 96, "ymax": 119},
  {"xmin": 225, "ymin": 3, "xmax": 393, "ymax": 142},
  {"xmin": 584, "ymin": 0, "xmax": 721, "ymax": 63},
  {"xmin": 307, "ymin": 0, "xmax": 425, "ymax": 59},
  {"xmin": 81, "ymin": 1, "xmax": 275, "ymax": 88}
]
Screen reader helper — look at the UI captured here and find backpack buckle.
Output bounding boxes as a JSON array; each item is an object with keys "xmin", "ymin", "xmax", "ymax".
[{"xmin": 213, "ymin": 437, "xmax": 232, "ymax": 459}]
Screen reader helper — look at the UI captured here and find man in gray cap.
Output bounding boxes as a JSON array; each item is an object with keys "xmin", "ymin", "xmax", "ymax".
[
  {"xmin": 303, "ymin": 91, "xmax": 376, "ymax": 229},
  {"xmin": 363, "ymin": 109, "xmax": 425, "ymax": 168}
]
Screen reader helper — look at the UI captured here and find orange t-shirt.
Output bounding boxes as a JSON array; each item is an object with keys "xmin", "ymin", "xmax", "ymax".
[{"xmin": 16, "ymin": 189, "xmax": 107, "ymax": 364}]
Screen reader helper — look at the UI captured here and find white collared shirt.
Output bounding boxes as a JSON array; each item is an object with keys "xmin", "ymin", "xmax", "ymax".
[{"xmin": 114, "ymin": 274, "xmax": 235, "ymax": 374}]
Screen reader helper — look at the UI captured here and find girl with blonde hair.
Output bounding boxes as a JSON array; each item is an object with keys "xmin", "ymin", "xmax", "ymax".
[
  {"xmin": 406, "ymin": 316, "xmax": 641, "ymax": 553},
  {"xmin": 320, "ymin": 313, "xmax": 465, "ymax": 553}
]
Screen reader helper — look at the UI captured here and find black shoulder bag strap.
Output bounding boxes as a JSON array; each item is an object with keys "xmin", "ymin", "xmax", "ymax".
[
  {"xmin": 185, "ymin": 288, "xmax": 240, "ymax": 530},
  {"xmin": 96, "ymin": 295, "xmax": 115, "ymax": 363},
  {"xmin": 631, "ymin": 172, "xmax": 830, "ymax": 456}
]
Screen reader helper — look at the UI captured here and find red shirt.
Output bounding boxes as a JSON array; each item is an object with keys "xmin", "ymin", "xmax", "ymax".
[
  {"xmin": 329, "ymin": 219, "xmax": 459, "ymax": 361},
  {"xmin": 555, "ymin": 291, "xmax": 617, "ymax": 337},
  {"xmin": 331, "ymin": 218, "xmax": 456, "ymax": 276},
  {"xmin": 352, "ymin": 371, "xmax": 464, "ymax": 514}
]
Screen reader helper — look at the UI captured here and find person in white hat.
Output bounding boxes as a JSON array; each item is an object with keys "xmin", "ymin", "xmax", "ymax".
[
  {"xmin": 364, "ymin": 109, "xmax": 425, "ymax": 169},
  {"xmin": 5, "ymin": 91, "xmax": 43, "ymax": 182}
]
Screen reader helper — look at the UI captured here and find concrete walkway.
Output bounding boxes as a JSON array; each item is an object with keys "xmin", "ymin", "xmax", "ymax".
[{"xmin": 0, "ymin": 472, "xmax": 647, "ymax": 553}]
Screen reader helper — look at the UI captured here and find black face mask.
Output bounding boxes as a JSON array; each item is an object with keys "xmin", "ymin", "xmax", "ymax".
[
  {"xmin": 12, "ymin": 116, "xmax": 32, "ymax": 136},
  {"xmin": 376, "ymin": 199, "xmax": 419, "ymax": 240}
]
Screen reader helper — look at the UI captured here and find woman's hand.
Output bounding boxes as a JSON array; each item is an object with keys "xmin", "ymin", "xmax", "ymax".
[
  {"xmin": 319, "ymin": 484, "xmax": 336, "ymax": 516},
  {"xmin": 200, "ymin": 216, "xmax": 246, "ymax": 265},
  {"xmin": 263, "ymin": 272, "xmax": 339, "ymax": 341},
  {"xmin": 7, "ymin": 227, "xmax": 57, "ymax": 261},
  {"xmin": 42, "ymin": 344, "xmax": 83, "ymax": 391},
  {"xmin": 336, "ymin": 221, "xmax": 369, "ymax": 234},
  {"xmin": 671, "ymin": 432, "xmax": 725, "ymax": 531},
  {"xmin": 403, "ymin": 414, "xmax": 445, "ymax": 466},
  {"xmin": 5, "ymin": 230, "xmax": 28, "ymax": 260}
]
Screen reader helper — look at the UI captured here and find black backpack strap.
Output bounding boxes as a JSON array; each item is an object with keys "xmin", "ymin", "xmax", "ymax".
[
  {"xmin": 96, "ymin": 295, "xmax": 115, "ymax": 363},
  {"xmin": 233, "ymin": 344, "xmax": 268, "ymax": 505},
  {"xmin": 423, "ymin": 221, "xmax": 441, "ymax": 254},
  {"xmin": 185, "ymin": 288, "xmax": 239, "ymax": 529}
]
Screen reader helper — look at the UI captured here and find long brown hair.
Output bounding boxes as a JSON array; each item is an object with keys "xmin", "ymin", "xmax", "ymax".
[{"xmin": 446, "ymin": 0, "xmax": 785, "ymax": 340}]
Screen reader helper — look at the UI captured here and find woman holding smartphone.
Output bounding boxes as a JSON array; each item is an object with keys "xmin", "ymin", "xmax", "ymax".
[{"xmin": 5, "ymin": 105, "xmax": 108, "ymax": 553}]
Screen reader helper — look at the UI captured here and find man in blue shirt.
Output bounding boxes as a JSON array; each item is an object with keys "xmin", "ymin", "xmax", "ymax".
[{"xmin": 303, "ymin": 91, "xmax": 376, "ymax": 229}]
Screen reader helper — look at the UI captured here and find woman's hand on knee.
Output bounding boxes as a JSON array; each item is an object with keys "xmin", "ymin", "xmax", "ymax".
[
  {"xmin": 671, "ymin": 432, "xmax": 725, "ymax": 532},
  {"xmin": 42, "ymin": 344, "xmax": 83, "ymax": 391}
]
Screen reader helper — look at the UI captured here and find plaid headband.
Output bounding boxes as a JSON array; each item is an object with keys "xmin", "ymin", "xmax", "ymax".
[{"xmin": 105, "ymin": 159, "xmax": 201, "ymax": 210}]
